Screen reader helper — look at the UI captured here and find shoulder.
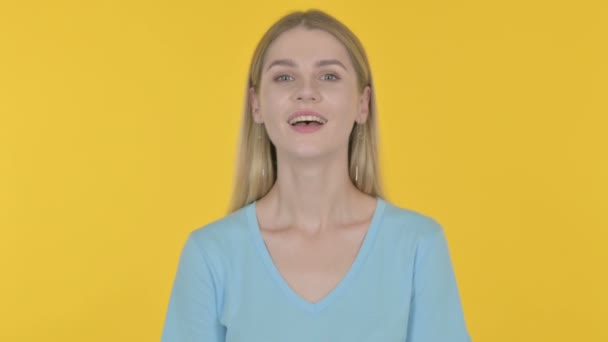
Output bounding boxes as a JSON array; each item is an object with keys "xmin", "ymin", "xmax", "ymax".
[
  {"xmin": 380, "ymin": 198, "xmax": 444, "ymax": 241},
  {"xmin": 376, "ymin": 199, "xmax": 452, "ymax": 270},
  {"xmin": 371, "ymin": 198, "xmax": 450, "ymax": 275},
  {"xmin": 187, "ymin": 203, "xmax": 252, "ymax": 257}
]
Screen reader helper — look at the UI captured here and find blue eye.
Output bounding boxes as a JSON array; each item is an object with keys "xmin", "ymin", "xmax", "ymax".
[
  {"xmin": 322, "ymin": 74, "xmax": 339, "ymax": 81},
  {"xmin": 275, "ymin": 75, "xmax": 293, "ymax": 81}
]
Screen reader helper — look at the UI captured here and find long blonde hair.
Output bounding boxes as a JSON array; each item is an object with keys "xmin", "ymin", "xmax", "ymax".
[{"xmin": 228, "ymin": 9, "xmax": 384, "ymax": 213}]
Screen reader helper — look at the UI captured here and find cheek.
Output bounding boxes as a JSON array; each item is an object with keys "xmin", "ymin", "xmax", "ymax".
[
  {"xmin": 327, "ymin": 89, "xmax": 360, "ymax": 114},
  {"xmin": 259, "ymin": 87, "xmax": 290, "ymax": 111}
]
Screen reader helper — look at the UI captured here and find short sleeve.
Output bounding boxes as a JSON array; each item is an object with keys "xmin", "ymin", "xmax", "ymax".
[
  {"xmin": 406, "ymin": 223, "xmax": 472, "ymax": 342},
  {"xmin": 161, "ymin": 233, "xmax": 225, "ymax": 342}
]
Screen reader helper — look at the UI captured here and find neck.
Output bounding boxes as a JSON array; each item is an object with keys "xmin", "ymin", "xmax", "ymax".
[{"xmin": 260, "ymin": 149, "xmax": 370, "ymax": 233}]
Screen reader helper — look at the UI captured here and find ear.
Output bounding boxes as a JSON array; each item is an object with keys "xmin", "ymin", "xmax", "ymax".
[
  {"xmin": 356, "ymin": 86, "xmax": 371, "ymax": 124},
  {"xmin": 249, "ymin": 87, "xmax": 263, "ymax": 123}
]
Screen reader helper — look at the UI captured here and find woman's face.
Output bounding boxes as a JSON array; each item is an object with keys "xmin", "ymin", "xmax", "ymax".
[{"xmin": 250, "ymin": 27, "xmax": 370, "ymax": 159}]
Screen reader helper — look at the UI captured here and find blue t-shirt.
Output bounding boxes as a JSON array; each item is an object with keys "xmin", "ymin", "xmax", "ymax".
[{"xmin": 162, "ymin": 197, "xmax": 472, "ymax": 341}]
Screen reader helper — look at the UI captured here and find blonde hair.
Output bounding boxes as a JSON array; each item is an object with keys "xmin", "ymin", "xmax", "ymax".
[{"xmin": 228, "ymin": 9, "xmax": 384, "ymax": 213}]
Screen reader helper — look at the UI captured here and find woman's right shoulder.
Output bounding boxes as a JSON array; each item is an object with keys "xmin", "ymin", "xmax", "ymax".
[{"xmin": 186, "ymin": 204, "xmax": 252, "ymax": 254}]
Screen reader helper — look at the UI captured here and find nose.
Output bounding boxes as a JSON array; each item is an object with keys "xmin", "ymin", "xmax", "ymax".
[{"xmin": 292, "ymin": 78, "xmax": 321, "ymax": 102}]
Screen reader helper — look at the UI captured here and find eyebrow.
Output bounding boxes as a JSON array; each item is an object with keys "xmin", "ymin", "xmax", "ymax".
[{"xmin": 265, "ymin": 59, "xmax": 348, "ymax": 72}]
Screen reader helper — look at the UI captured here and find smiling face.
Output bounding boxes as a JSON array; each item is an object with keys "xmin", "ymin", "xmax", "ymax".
[{"xmin": 250, "ymin": 26, "xmax": 370, "ymax": 159}]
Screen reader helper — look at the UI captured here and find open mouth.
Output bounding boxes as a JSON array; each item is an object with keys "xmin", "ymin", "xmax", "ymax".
[
  {"xmin": 288, "ymin": 116, "xmax": 326, "ymax": 133},
  {"xmin": 290, "ymin": 121, "xmax": 324, "ymax": 126},
  {"xmin": 287, "ymin": 115, "xmax": 328, "ymax": 126}
]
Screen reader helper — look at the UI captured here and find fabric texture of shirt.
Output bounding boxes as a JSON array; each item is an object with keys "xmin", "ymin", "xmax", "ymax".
[{"xmin": 161, "ymin": 197, "xmax": 472, "ymax": 341}]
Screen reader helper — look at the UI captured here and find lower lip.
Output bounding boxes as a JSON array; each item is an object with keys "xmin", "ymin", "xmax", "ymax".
[{"xmin": 290, "ymin": 123, "xmax": 324, "ymax": 133}]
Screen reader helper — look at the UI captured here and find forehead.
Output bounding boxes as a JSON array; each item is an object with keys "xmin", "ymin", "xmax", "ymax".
[{"xmin": 264, "ymin": 27, "xmax": 352, "ymax": 67}]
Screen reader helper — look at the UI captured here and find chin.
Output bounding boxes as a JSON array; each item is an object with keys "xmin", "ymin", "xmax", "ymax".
[
  {"xmin": 276, "ymin": 144, "xmax": 327, "ymax": 159},
  {"xmin": 291, "ymin": 148, "xmax": 326, "ymax": 158}
]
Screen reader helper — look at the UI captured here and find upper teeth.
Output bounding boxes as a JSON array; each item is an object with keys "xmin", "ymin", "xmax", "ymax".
[{"xmin": 288, "ymin": 115, "xmax": 327, "ymax": 125}]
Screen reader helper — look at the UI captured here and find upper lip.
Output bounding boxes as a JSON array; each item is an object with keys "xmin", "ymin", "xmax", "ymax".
[{"xmin": 287, "ymin": 110, "xmax": 328, "ymax": 124}]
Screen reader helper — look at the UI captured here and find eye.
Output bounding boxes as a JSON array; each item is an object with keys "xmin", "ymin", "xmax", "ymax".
[
  {"xmin": 321, "ymin": 73, "xmax": 339, "ymax": 81},
  {"xmin": 275, "ymin": 74, "xmax": 293, "ymax": 82}
]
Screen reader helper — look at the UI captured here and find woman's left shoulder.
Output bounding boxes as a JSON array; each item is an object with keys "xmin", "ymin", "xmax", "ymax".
[{"xmin": 379, "ymin": 198, "xmax": 444, "ymax": 238}]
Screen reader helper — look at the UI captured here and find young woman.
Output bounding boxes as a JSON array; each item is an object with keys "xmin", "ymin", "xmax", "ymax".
[{"xmin": 162, "ymin": 9, "xmax": 472, "ymax": 342}]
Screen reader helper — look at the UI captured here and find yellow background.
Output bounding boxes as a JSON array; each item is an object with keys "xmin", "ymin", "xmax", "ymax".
[{"xmin": 1, "ymin": 0, "xmax": 606, "ymax": 340}]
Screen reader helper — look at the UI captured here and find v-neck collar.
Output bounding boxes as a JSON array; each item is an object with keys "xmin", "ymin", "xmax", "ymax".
[{"xmin": 246, "ymin": 197, "xmax": 387, "ymax": 314}]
